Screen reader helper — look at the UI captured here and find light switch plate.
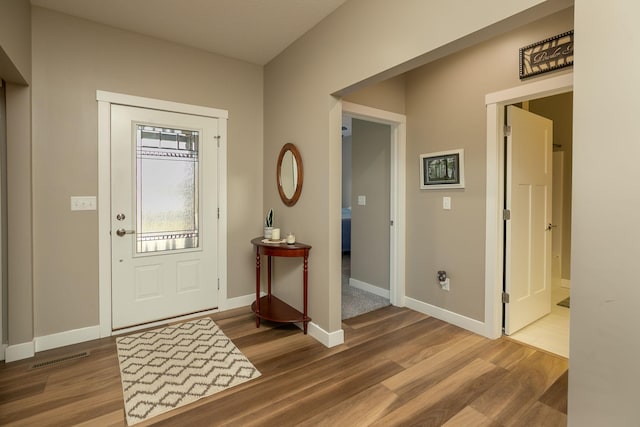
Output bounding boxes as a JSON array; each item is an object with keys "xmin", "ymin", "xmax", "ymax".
[
  {"xmin": 357, "ymin": 195, "xmax": 366, "ymax": 206},
  {"xmin": 71, "ymin": 196, "xmax": 97, "ymax": 211},
  {"xmin": 443, "ymin": 196, "xmax": 451, "ymax": 210}
]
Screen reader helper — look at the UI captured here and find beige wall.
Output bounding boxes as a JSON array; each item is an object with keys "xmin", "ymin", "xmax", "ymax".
[
  {"xmin": 31, "ymin": 7, "xmax": 264, "ymax": 336},
  {"xmin": 350, "ymin": 119, "xmax": 391, "ymax": 291},
  {"xmin": 529, "ymin": 92, "xmax": 573, "ymax": 280},
  {"xmin": 0, "ymin": 0, "xmax": 31, "ymax": 84},
  {"xmin": 5, "ymin": 84, "xmax": 32, "ymax": 346},
  {"xmin": 569, "ymin": 1, "xmax": 640, "ymax": 424},
  {"xmin": 404, "ymin": 8, "xmax": 573, "ymax": 321},
  {"xmin": 343, "ymin": 75, "xmax": 406, "ymax": 115},
  {"xmin": 264, "ymin": 0, "xmax": 572, "ymax": 332},
  {"xmin": 0, "ymin": 0, "xmax": 33, "ymax": 347}
]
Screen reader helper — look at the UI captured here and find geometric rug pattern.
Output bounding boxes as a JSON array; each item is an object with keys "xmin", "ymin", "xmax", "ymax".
[
  {"xmin": 116, "ymin": 317, "xmax": 261, "ymax": 425},
  {"xmin": 557, "ymin": 296, "xmax": 570, "ymax": 308}
]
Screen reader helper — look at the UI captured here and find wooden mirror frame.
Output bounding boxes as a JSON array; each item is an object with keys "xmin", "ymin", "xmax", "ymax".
[{"xmin": 276, "ymin": 143, "xmax": 303, "ymax": 206}]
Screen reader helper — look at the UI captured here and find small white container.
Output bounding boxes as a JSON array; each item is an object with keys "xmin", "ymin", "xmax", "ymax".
[
  {"xmin": 271, "ymin": 228, "xmax": 281, "ymax": 240},
  {"xmin": 264, "ymin": 226, "xmax": 273, "ymax": 239}
]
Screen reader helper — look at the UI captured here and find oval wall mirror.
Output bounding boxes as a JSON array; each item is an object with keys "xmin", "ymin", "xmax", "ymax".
[{"xmin": 277, "ymin": 143, "xmax": 303, "ymax": 206}]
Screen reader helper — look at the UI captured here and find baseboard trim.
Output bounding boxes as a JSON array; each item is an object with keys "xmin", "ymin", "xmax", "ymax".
[
  {"xmin": 222, "ymin": 292, "xmax": 264, "ymax": 311},
  {"xmin": 307, "ymin": 321, "xmax": 344, "ymax": 348},
  {"xmin": 5, "ymin": 341, "xmax": 35, "ymax": 363},
  {"xmin": 561, "ymin": 279, "xmax": 571, "ymax": 289},
  {"xmin": 349, "ymin": 278, "xmax": 390, "ymax": 299},
  {"xmin": 5, "ymin": 292, "xmax": 266, "ymax": 362},
  {"xmin": 405, "ymin": 296, "xmax": 488, "ymax": 337},
  {"xmin": 35, "ymin": 325, "xmax": 101, "ymax": 353},
  {"xmin": 0, "ymin": 343, "xmax": 7, "ymax": 361}
]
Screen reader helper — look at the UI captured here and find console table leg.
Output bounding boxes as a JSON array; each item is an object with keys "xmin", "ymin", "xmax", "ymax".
[
  {"xmin": 255, "ymin": 247, "xmax": 261, "ymax": 328},
  {"xmin": 303, "ymin": 254, "xmax": 308, "ymax": 334}
]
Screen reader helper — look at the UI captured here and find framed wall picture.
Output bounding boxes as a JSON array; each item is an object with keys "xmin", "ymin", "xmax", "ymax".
[
  {"xmin": 419, "ymin": 149, "xmax": 465, "ymax": 189},
  {"xmin": 519, "ymin": 30, "xmax": 574, "ymax": 79}
]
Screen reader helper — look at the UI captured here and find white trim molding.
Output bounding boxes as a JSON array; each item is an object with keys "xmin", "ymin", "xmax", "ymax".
[
  {"xmin": 96, "ymin": 91, "xmax": 228, "ymax": 119},
  {"xmin": 35, "ymin": 325, "xmax": 101, "ymax": 353},
  {"xmin": 96, "ymin": 90, "xmax": 229, "ymax": 338},
  {"xmin": 484, "ymin": 73, "xmax": 573, "ymax": 339},
  {"xmin": 5, "ymin": 341, "xmax": 35, "ymax": 363},
  {"xmin": 405, "ymin": 297, "xmax": 487, "ymax": 337},
  {"xmin": 349, "ymin": 278, "xmax": 391, "ymax": 299},
  {"xmin": 307, "ymin": 321, "xmax": 344, "ymax": 348}
]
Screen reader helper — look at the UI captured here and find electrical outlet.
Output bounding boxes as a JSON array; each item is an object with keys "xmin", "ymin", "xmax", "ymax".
[{"xmin": 440, "ymin": 278, "xmax": 450, "ymax": 291}]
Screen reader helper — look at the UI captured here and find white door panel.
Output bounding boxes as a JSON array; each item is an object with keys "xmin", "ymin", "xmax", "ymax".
[
  {"xmin": 505, "ymin": 105, "xmax": 553, "ymax": 335},
  {"xmin": 111, "ymin": 104, "xmax": 219, "ymax": 329},
  {"xmin": 552, "ymin": 151, "xmax": 564, "ymax": 283}
]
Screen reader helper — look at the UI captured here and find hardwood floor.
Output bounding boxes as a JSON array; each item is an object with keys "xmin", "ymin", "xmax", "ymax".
[{"xmin": 0, "ymin": 306, "xmax": 568, "ymax": 426}]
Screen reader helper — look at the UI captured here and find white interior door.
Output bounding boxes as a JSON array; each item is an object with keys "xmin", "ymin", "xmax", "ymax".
[
  {"xmin": 504, "ymin": 105, "xmax": 553, "ymax": 335},
  {"xmin": 111, "ymin": 104, "xmax": 219, "ymax": 329}
]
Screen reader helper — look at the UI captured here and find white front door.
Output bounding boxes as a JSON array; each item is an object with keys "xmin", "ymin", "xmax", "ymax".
[
  {"xmin": 504, "ymin": 105, "xmax": 553, "ymax": 335},
  {"xmin": 111, "ymin": 104, "xmax": 219, "ymax": 329}
]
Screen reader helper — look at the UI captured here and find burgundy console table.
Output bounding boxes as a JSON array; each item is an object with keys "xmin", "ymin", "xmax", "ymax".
[{"xmin": 250, "ymin": 237, "xmax": 311, "ymax": 334}]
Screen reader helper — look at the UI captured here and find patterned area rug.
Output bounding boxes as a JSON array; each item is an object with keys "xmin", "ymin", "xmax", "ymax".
[
  {"xmin": 116, "ymin": 317, "xmax": 260, "ymax": 425},
  {"xmin": 557, "ymin": 297, "xmax": 570, "ymax": 308}
]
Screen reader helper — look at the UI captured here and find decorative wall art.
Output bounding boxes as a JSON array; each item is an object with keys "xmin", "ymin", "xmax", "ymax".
[
  {"xmin": 519, "ymin": 30, "xmax": 574, "ymax": 79},
  {"xmin": 419, "ymin": 149, "xmax": 465, "ymax": 190}
]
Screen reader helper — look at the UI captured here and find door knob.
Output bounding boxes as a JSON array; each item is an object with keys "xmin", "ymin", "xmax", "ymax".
[
  {"xmin": 546, "ymin": 223, "xmax": 558, "ymax": 231},
  {"xmin": 116, "ymin": 228, "xmax": 135, "ymax": 237}
]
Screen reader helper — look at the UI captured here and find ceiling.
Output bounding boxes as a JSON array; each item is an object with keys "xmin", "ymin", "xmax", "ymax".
[{"xmin": 30, "ymin": 0, "xmax": 348, "ymax": 65}]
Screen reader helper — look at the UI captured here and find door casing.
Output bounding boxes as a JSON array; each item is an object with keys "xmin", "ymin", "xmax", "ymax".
[
  {"xmin": 484, "ymin": 73, "xmax": 572, "ymax": 339},
  {"xmin": 97, "ymin": 91, "xmax": 228, "ymax": 337}
]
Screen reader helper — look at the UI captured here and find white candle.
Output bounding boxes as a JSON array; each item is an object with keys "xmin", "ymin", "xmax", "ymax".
[{"xmin": 271, "ymin": 228, "xmax": 280, "ymax": 240}]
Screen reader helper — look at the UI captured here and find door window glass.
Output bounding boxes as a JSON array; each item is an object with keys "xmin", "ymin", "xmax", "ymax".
[{"xmin": 136, "ymin": 125, "xmax": 199, "ymax": 253}]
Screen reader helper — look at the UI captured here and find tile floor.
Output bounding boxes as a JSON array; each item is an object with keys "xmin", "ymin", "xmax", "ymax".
[{"xmin": 509, "ymin": 281, "xmax": 570, "ymax": 358}]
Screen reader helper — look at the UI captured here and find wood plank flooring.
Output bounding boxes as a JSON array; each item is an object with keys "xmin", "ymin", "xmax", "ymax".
[{"xmin": 0, "ymin": 306, "xmax": 568, "ymax": 426}]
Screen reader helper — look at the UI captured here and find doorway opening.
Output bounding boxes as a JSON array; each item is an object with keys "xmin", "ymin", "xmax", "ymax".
[
  {"xmin": 341, "ymin": 114, "xmax": 391, "ymax": 319},
  {"xmin": 504, "ymin": 93, "xmax": 573, "ymax": 358},
  {"xmin": 340, "ymin": 102, "xmax": 407, "ymax": 320},
  {"xmin": 484, "ymin": 73, "xmax": 573, "ymax": 357}
]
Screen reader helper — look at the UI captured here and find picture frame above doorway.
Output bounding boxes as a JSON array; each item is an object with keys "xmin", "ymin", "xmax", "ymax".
[
  {"xmin": 519, "ymin": 30, "xmax": 574, "ymax": 79},
  {"xmin": 419, "ymin": 149, "xmax": 465, "ymax": 189}
]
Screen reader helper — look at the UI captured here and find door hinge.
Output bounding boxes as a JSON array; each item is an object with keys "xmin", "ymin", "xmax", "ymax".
[
  {"xmin": 217, "ymin": 278, "xmax": 220, "ymax": 290},
  {"xmin": 504, "ymin": 125, "xmax": 512, "ymax": 137},
  {"xmin": 503, "ymin": 209, "xmax": 511, "ymax": 220},
  {"xmin": 215, "ymin": 135, "xmax": 221, "ymax": 147},
  {"xmin": 217, "ymin": 207, "xmax": 220, "ymax": 219},
  {"xmin": 390, "ymin": 220, "xmax": 394, "ymax": 226},
  {"xmin": 502, "ymin": 292, "xmax": 510, "ymax": 304}
]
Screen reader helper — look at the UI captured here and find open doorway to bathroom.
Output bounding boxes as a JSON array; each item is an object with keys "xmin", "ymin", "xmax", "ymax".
[{"xmin": 505, "ymin": 92, "xmax": 573, "ymax": 358}]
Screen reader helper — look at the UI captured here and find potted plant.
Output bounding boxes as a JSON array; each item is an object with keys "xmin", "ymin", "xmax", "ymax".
[{"xmin": 264, "ymin": 209, "xmax": 273, "ymax": 239}]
